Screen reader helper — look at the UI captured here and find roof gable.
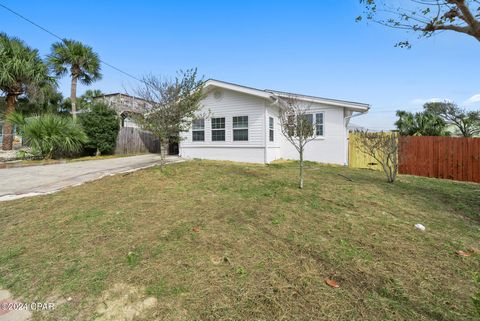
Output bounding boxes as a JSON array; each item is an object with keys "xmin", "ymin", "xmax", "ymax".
[{"xmin": 203, "ymin": 79, "xmax": 370, "ymax": 112}]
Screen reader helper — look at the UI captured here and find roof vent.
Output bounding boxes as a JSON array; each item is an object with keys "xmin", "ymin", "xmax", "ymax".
[{"xmin": 213, "ymin": 90, "xmax": 223, "ymax": 100}]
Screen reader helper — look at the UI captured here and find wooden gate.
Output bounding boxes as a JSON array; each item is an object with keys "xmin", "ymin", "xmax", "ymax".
[
  {"xmin": 348, "ymin": 132, "xmax": 390, "ymax": 171},
  {"xmin": 115, "ymin": 127, "xmax": 160, "ymax": 155}
]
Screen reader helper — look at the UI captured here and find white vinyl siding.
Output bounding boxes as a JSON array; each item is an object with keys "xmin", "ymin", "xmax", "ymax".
[{"xmin": 181, "ymin": 88, "xmax": 265, "ymax": 146}]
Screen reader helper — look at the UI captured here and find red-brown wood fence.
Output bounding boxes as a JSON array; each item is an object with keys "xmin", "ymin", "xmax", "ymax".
[{"xmin": 398, "ymin": 136, "xmax": 480, "ymax": 183}]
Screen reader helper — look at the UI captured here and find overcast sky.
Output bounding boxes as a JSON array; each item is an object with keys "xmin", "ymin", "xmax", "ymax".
[{"xmin": 1, "ymin": 0, "xmax": 479, "ymax": 130}]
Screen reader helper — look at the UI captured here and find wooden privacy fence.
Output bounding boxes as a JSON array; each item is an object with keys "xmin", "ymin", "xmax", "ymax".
[
  {"xmin": 349, "ymin": 133, "xmax": 480, "ymax": 183},
  {"xmin": 115, "ymin": 127, "xmax": 160, "ymax": 155},
  {"xmin": 398, "ymin": 136, "xmax": 480, "ymax": 183}
]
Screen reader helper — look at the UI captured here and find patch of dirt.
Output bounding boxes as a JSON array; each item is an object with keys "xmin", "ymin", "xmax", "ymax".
[{"xmin": 95, "ymin": 283, "xmax": 157, "ymax": 321}]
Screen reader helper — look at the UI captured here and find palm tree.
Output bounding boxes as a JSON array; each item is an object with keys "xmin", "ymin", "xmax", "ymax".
[
  {"xmin": 0, "ymin": 33, "xmax": 52, "ymax": 150},
  {"xmin": 395, "ymin": 110, "xmax": 449, "ymax": 136},
  {"xmin": 48, "ymin": 39, "xmax": 102, "ymax": 120}
]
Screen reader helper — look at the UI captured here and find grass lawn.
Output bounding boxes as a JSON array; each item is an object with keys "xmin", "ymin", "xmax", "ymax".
[{"xmin": 1, "ymin": 160, "xmax": 479, "ymax": 320}]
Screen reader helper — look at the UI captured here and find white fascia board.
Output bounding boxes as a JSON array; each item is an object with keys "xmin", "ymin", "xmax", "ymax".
[{"xmin": 203, "ymin": 80, "xmax": 274, "ymax": 100}]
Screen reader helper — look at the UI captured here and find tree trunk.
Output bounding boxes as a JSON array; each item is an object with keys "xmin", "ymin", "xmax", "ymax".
[
  {"xmin": 299, "ymin": 147, "xmax": 304, "ymax": 189},
  {"xmin": 71, "ymin": 75, "xmax": 78, "ymax": 120},
  {"xmin": 1, "ymin": 94, "xmax": 17, "ymax": 151},
  {"xmin": 96, "ymin": 148, "xmax": 101, "ymax": 157},
  {"xmin": 159, "ymin": 139, "xmax": 169, "ymax": 171}
]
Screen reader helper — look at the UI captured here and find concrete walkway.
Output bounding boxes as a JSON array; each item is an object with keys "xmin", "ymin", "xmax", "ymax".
[
  {"xmin": 0, "ymin": 154, "xmax": 183, "ymax": 202},
  {"xmin": 0, "ymin": 289, "xmax": 31, "ymax": 321}
]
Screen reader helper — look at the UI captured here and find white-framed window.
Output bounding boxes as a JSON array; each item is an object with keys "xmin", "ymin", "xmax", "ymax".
[
  {"xmin": 269, "ymin": 117, "xmax": 274, "ymax": 142},
  {"xmin": 302, "ymin": 113, "xmax": 324, "ymax": 137},
  {"xmin": 211, "ymin": 117, "xmax": 225, "ymax": 141},
  {"xmin": 192, "ymin": 119, "xmax": 205, "ymax": 141},
  {"xmin": 233, "ymin": 116, "xmax": 248, "ymax": 141},
  {"xmin": 315, "ymin": 112, "xmax": 324, "ymax": 136}
]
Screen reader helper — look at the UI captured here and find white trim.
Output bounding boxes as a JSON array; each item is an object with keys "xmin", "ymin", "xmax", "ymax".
[
  {"xmin": 314, "ymin": 111, "xmax": 325, "ymax": 138},
  {"xmin": 211, "ymin": 117, "xmax": 226, "ymax": 141},
  {"xmin": 269, "ymin": 116, "xmax": 274, "ymax": 142},
  {"xmin": 204, "ymin": 80, "xmax": 273, "ymax": 100},
  {"xmin": 192, "ymin": 118, "xmax": 205, "ymax": 142},
  {"xmin": 232, "ymin": 115, "xmax": 249, "ymax": 142}
]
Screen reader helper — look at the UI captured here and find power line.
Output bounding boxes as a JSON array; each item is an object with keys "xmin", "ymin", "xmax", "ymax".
[{"xmin": 0, "ymin": 2, "xmax": 144, "ymax": 84}]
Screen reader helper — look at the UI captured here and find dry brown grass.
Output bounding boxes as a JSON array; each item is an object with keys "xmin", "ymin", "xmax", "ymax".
[{"xmin": 1, "ymin": 160, "xmax": 479, "ymax": 320}]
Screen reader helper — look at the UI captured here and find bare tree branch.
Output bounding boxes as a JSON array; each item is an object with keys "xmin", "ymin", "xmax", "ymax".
[
  {"xmin": 355, "ymin": 131, "xmax": 399, "ymax": 183},
  {"xmin": 278, "ymin": 95, "xmax": 317, "ymax": 189},
  {"xmin": 358, "ymin": 0, "xmax": 480, "ymax": 46},
  {"xmin": 134, "ymin": 69, "xmax": 204, "ymax": 169}
]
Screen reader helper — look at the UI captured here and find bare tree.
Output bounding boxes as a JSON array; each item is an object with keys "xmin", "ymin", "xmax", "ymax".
[
  {"xmin": 135, "ymin": 69, "xmax": 204, "ymax": 169},
  {"xmin": 355, "ymin": 131, "xmax": 399, "ymax": 183},
  {"xmin": 357, "ymin": 0, "xmax": 480, "ymax": 47},
  {"xmin": 279, "ymin": 96, "xmax": 317, "ymax": 189}
]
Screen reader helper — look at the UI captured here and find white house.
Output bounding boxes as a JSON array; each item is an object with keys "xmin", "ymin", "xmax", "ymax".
[{"xmin": 179, "ymin": 80, "xmax": 370, "ymax": 165}]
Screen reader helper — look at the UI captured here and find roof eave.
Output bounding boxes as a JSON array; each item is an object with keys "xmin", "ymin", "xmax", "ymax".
[
  {"xmin": 203, "ymin": 79, "xmax": 370, "ymax": 112},
  {"xmin": 203, "ymin": 80, "xmax": 274, "ymax": 100}
]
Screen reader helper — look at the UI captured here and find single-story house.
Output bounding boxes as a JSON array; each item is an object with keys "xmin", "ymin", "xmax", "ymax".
[{"xmin": 179, "ymin": 79, "xmax": 370, "ymax": 165}]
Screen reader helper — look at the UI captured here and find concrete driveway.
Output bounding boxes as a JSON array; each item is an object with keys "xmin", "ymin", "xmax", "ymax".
[{"xmin": 0, "ymin": 154, "xmax": 183, "ymax": 202}]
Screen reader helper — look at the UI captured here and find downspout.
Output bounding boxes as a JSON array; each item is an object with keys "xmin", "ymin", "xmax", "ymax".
[{"xmin": 344, "ymin": 110, "xmax": 369, "ymax": 166}]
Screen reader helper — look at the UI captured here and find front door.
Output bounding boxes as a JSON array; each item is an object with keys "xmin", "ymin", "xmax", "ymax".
[{"xmin": 168, "ymin": 137, "xmax": 179, "ymax": 155}]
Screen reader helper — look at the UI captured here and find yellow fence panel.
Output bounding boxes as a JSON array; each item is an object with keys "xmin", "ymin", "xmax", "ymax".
[{"xmin": 348, "ymin": 132, "xmax": 385, "ymax": 171}]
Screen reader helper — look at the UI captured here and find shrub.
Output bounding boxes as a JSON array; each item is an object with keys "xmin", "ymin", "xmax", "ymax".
[
  {"xmin": 8, "ymin": 112, "xmax": 88, "ymax": 159},
  {"xmin": 79, "ymin": 103, "xmax": 119, "ymax": 156}
]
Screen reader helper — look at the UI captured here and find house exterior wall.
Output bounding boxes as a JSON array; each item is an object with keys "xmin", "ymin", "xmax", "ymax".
[
  {"xmin": 179, "ymin": 88, "xmax": 267, "ymax": 163},
  {"xmin": 276, "ymin": 103, "xmax": 347, "ymax": 165},
  {"xmin": 180, "ymin": 88, "xmax": 349, "ymax": 165},
  {"xmin": 265, "ymin": 104, "xmax": 283, "ymax": 163}
]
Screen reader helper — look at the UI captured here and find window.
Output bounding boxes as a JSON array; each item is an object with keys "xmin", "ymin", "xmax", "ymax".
[
  {"xmin": 233, "ymin": 116, "xmax": 248, "ymax": 141},
  {"xmin": 192, "ymin": 119, "xmax": 205, "ymax": 141},
  {"xmin": 269, "ymin": 117, "xmax": 274, "ymax": 142},
  {"xmin": 293, "ymin": 113, "xmax": 324, "ymax": 137},
  {"xmin": 305, "ymin": 114, "xmax": 314, "ymax": 124},
  {"xmin": 315, "ymin": 112, "xmax": 324, "ymax": 136},
  {"xmin": 211, "ymin": 117, "xmax": 225, "ymax": 141}
]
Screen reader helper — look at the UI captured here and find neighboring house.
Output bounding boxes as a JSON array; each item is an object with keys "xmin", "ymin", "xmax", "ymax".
[
  {"xmin": 92, "ymin": 93, "xmax": 163, "ymax": 154},
  {"xmin": 347, "ymin": 123, "xmax": 368, "ymax": 132},
  {"xmin": 93, "ymin": 93, "xmax": 151, "ymax": 128},
  {"xmin": 180, "ymin": 80, "xmax": 370, "ymax": 164}
]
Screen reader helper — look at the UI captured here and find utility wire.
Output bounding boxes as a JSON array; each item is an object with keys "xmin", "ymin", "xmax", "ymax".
[{"xmin": 0, "ymin": 2, "xmax": 144, "ymax": 84}]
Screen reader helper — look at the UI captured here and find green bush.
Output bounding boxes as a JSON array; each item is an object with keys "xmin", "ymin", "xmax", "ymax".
[
  {"xmin": 79, "ymin": 103, "xmax": 119, "ymax": 155},
  {"xmin": 8, "ymin": 112, "xmax": 88, "ymax": 159}
]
